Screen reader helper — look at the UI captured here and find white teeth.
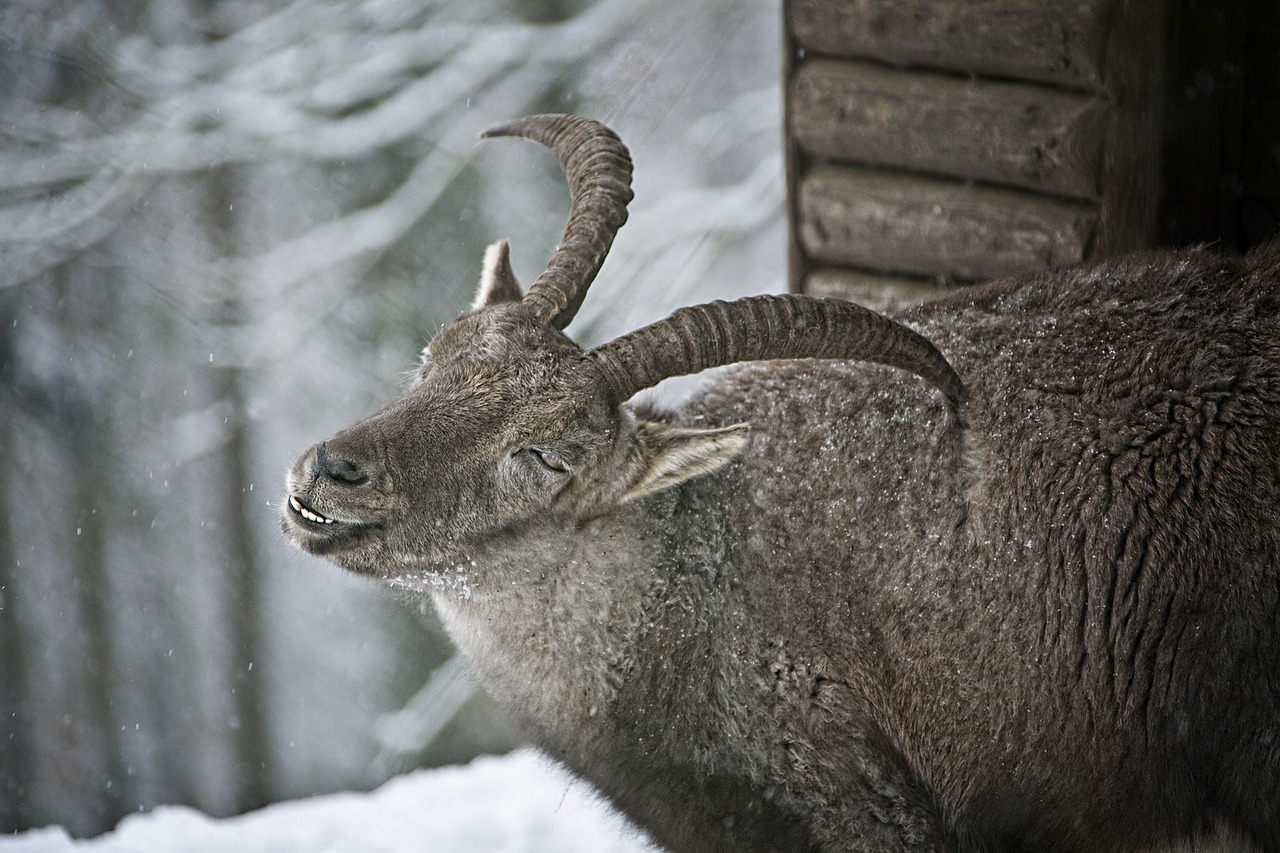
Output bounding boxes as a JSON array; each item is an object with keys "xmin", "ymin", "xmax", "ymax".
[{"xmin": 290, "ymin": 495, "xmax": 335, "ymax": 525}]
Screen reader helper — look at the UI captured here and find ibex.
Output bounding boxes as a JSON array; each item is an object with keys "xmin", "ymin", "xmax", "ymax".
[{"xmin": 283, "ymin": 115, "xmax": 1280, "ymax": 852}]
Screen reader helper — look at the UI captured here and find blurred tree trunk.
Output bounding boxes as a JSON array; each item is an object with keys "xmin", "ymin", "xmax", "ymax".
[
  {"xmin": 0, "ymin": 302, "xmax": 31, "ymax": 833},
  {"xmin": 67, "ymin": 302, "xmax": 125, "ymax": 829},
  {"xmin": 0, "ymin": 270, "xmax": 127, "ymax": 836},
  {"xmin": 205, "ymin": 166, "xmax": 273, "ymax": 813}
]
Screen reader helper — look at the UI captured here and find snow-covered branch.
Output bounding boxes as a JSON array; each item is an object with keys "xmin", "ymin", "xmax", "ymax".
[{"xmin": 0, "ymin": 0, "xmax": 662, "ymax": 290}]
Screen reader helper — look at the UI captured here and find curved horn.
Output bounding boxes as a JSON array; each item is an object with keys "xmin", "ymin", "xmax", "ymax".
[
  {"xmin": 590, "ymin": 294, "xmax": 966, "ymax": 417},
  {"xmin": 481, "ymin": 115, "xmax": 634, "ymax": 330}
]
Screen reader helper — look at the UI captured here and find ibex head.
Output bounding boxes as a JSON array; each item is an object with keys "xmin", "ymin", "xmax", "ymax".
[{"xmin": 282, "ymin": 115, "xmax": 964, "ymax": 580}]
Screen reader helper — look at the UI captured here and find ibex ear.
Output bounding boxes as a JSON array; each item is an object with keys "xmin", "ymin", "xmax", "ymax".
[
  {"xmin": 619, "ymin": 422, "xmax": 749, "ymax": 505},
  {"xmin": 472, "ymin": 239, "xmax": 523, "ymax": 310}
]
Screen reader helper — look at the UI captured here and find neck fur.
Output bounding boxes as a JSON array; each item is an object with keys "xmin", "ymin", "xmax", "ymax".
[{"xmin": 424, "ymin": 509, "xmax": 671, "ymax": 736}]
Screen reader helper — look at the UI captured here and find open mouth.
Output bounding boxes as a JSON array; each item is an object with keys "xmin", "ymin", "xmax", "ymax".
[
  {"xmin": 282, "ymin": 491, "xmax": 383, "ymax": 561},
  {"xmin": 288, "ymin": 494, "xmax": 338, "ymax": 526}
]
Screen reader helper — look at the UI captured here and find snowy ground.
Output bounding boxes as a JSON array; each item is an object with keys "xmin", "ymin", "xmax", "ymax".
[{"xmin": 2, "ymin": 750, "xmax": 657, "ymax": 853}]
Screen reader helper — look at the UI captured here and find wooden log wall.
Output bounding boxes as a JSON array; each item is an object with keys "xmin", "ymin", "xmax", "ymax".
[{"xmin": 785, "ymin": 0, "xmax": 1167, "ymax": 305}]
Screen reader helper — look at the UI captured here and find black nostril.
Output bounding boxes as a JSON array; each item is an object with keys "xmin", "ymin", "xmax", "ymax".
[
  {"xmin": 314, "ymin": 440, "xmax": 370, "ymax": 486},
  {"xmin": 327, "ymin": 458, "xmax": 368, "ymax": 485}
]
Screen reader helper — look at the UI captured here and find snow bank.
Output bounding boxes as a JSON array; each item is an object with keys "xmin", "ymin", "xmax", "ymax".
[{"xmin": 3, "ymin": 750, "xmax": 657, "ymax": 853}]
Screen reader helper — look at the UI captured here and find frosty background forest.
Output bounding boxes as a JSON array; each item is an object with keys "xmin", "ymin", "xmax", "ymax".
[{"xmin": 0, "ymin": 0, "xmax": 785, "ymax": 839}]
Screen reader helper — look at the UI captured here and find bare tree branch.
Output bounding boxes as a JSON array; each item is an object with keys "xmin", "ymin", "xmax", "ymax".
[
  {"xmin": 1, "ymin": 0, "xmax": 656, "ymax": 191},
  {"xmin": 0, "ymin": 0, "xmax": 663, "ymax": 294}
]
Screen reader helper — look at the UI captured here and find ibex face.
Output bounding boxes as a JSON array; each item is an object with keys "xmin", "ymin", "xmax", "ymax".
[
  {"xmin": 283, "ymin": 298, "xmax": 634, "ymax": 578},
  {"xmin": 283, "ymin": 114, "xmax": 964, "ymax": 581}
]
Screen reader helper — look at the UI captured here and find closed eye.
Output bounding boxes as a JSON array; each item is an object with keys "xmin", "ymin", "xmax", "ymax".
[{"xmin": 528, "ymin": 447, "xmax": 569, "ymax": 473}]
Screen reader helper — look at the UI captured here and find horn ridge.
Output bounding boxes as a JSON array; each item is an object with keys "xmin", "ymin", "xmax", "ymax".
[
  {"xmin": 590, "ymin": 294, "xmax": 965, "ymax": 417},
  {"xmin": 481, "ymin": 115, "xmax": 634, "ymax": 329}
]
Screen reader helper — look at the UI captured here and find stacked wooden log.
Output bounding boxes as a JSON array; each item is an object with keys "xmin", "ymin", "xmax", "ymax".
[{"xmin": 785, "ymin": 0, "xmax": 1165, "ymax": 305}]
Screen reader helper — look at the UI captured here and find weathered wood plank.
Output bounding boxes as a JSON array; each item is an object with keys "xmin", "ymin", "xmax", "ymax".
[
  {"xmin": 789, "ymin": 0, "xmax": 1114, "ymax": 92},
  {"xmin": 791, "ymin": 59, "xmax": 1106, "ymax": 198},
  {"xmin": 804, "ymin": 266, "xmax": 952, "ymax": 311},
  {"xmin": 798, "ymin": 165, "xmax": 1098, "ymax": 280}
]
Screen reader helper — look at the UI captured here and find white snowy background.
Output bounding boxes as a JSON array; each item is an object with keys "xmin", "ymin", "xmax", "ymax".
[{"xmin": 1, "ymin": 0, "xmax": 783, "ymax": 848}]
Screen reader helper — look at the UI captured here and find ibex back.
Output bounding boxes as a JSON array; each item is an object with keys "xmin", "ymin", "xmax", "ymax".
[{"xmin": 283, "ymin": 115, "xmax": 1280, "ymax": 852}]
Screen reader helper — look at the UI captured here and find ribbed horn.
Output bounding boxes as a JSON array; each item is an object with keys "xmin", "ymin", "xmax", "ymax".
[
  {"xmin": 590, "ymin": 294, "xmax": 965, "ymax": 417},
  {"xmin": 481, "ymin": 115, "xmax": 634, "ymax": 330}
]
